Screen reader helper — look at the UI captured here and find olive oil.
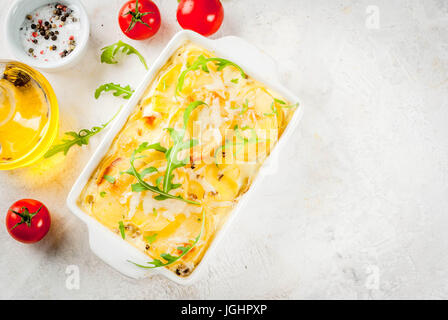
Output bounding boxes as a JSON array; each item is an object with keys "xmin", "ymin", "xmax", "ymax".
[{"xmin": 0, "ymin": 61, "xmax": 58, "ymax": 170}]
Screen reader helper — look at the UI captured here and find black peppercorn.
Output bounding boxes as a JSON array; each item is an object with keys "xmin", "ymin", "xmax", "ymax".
[
  {"xmin": 51, "ymin": 35, "xmax": 57, "ymax": 41},
  {"xmin": 44, "ymin": 21, "xmax": 50, "ymax": 26},
  {"xmin": 61, "ymin": 16, "xmax": 66, "ymax": 22},
  {"xmin": 31, "ymin": 24, "xmax": 36, "ymax": 29},
  {"xmin": 40, "ymin": 30, "xmax": 45, "ymax": 36},
  {"xmin": 44, "ymin": 35, "xmax": 49, "ymax": 40}
]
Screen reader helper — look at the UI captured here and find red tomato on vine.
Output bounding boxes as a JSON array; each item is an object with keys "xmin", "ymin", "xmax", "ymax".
[
  {"xmin": 6, "ymin": 199, "xmax": 51, "ymax": 244},
  {"xmin": 119, "ymin": 0, "xmax": 161, "ymax": 40},
  {"xmin": 177, "ymin": 0, "xmax": 224, "ymax": 37}
]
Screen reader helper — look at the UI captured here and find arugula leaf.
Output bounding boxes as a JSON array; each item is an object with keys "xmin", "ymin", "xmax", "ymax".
[
  {"xmin": 264, "ymin": 99, "xmax": 299, "ymax": 116},
  {"xmin": 103, "ymin": 175, "xmax": 115, "ymax": 184},
  {"xmin": 118, "ymin": 221, "xmax": 126, "ymax": 239},
  {"xmin": 214, "ymin": 125, "xmax": 258, "ymax": 164},
  {"xmin": 131, "ymin": 183, "xmax": 148, "ymax": 192},
  {"xmin": 100, "ymin": 191, "xmax": 107, "ymax": 198},
  {"xmin": 128, "ymin": 210, "xmax": 205, "ymax": 269},
  {"xmin": 44, "ymin": 110, "xmax": 119, "ymax": 158},
  {"xmin": 100, "ymin": 40, "xmax": 148, "ymax": 70},
  {"xmin": 264, "ymin": 102, "xmax": 278, "ymax": 117},
  {"xmin": 140, "ymin": 167, "xmax": 158, "ymax": 177},
  {"xmin": 124, "ymin": 141, "xmax": 200, "ymax": 205},
  {"xmin": 176, "ymin": 55, "xmax": 247, "ymax": 94},
  {"xmin": 155, "ymin": 176, "xmax": 163, "ymax": 187},
  {"xmin": 274, "ymin": 98, "xmax": 286, "ymax": 105},
  {"xmin": 208, "ymin": 57, "xmax": 247, "ymax": 76},
  {"xmin": 282, "ymin": 102, "xmax": 299, "ymax": 109},
  {"xmin": 124, "ymin": 101, "xmax": 206, "ymax": 205},
  {"xmin": 95, "ymin": 83, "xmax": 134, "ymax": 99},
  {"xmin": 144, "ymin": 233, "xmax": 158, "ymax": 244},
  {"xmin": 161, "ymin": 101, "xmax": 206, "ymax": 194}
]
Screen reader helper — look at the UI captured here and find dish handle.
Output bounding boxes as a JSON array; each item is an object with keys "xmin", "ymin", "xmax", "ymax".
[
  {"xmin": 88, "ymin": 224, "xmax": 155, "ymax": 279},
  {"xmin": 214, "ymin": 35, "xmax": 280, "ymax": 82}
]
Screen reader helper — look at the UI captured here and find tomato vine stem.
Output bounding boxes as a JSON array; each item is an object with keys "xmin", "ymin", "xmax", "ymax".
[{"xmin": 123, "ymin": 0, "xmax": 154, "ymax": 32}]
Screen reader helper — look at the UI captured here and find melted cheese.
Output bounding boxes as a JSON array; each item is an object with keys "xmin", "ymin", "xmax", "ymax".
[{"xmin": 79, "ymin": 42, "xmax": 298, "ymax": 277}]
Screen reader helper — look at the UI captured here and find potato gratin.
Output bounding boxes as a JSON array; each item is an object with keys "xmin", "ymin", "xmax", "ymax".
[{"xmin": 79, "ymin": 42, "xmax": 298, "ymax": 277}]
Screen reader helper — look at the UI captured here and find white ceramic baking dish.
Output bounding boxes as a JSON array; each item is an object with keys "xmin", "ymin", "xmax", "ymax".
[{"xmin": 67, "ymin": 30, "xmax": 303, "ymax": 285}]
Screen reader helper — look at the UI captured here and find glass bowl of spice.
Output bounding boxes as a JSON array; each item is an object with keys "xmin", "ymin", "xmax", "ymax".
[
  {"xmin": 0, "ymin": 60, "xmax": 59, "ymax": 170},
  {"xmin": 5, "ymin": 0, "xmax": 90, "ymax": 72}
]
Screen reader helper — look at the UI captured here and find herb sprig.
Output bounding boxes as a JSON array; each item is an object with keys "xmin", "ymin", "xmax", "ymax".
[
  {"xmin": 44, "ymin": 110, "xmax": 119, "ymax": 158},
  {"xmin": 176, "ymin": 55, "xmax": 247, "ymax": 95},
  {"xmin": 124, "ymin": 142, "xmax": 194, "ymax": 203},
  {"xmin": 129, "ymin": 210, "xmax": 205, "ymax": 269},
  {"xmin": 124, "ymin": 101, "xmax": 207, "ymax": 205},
  {"xmin": 100, "ymin": 40, "xmax": 148, "ymax": 70},
  {"xmin": 95, "ymin": 83, "xmax": 134, "ymax": 99},
  {"xmin": 144, "ymin": 233, "xmax": 157, "ymax": 244},
  {"xmin": 44, "ymin": 107, "xmax": 121, "ymax": 158}
]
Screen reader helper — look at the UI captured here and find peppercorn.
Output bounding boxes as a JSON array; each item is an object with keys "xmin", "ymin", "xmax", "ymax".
[
  {"xmin": 52, "ymin": 35, "xmax": 57, "ymax": 41},
  {"xmin": 44, "ymin": 21, "xmax": 50, "ymax": 26},
  {"xmin": 44, "ymin": 35, "xmax": 49, "ymax": 40},
  {"xmin": 40, "ymin": 30, "xmax": 45, "ymax": 36},
  {"xmin": 26, "ymin": 15, "xmax": 32, "ymax": 20},
  {"xmin": 28, "ymin": 48, "xmax": 34, "ymax": 53},
  {"xmin": 31, "ymin": 24, "xmax": 36, "ymax": 29},
  {"xmin": 61, "ymin": 16, "xmax": 66, "ymax": 22}
]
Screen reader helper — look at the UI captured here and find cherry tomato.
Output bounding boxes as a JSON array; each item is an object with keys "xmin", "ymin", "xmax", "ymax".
[
  {"xmin": 118, "ymin": 0, "xmax": 161, "ymax": 40},
  {"xmin": 6, "ymin": 199, "xmax": 51, "ymax": 244},
  {"xmin": 177, "ymin": 0, "xmax": 224, "ymax": 37}
]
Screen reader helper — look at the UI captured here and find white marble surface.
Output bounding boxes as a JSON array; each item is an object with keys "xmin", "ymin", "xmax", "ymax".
[{"xmin": 1, "ymin": 0, "xmax": 448, "ymax": 299}]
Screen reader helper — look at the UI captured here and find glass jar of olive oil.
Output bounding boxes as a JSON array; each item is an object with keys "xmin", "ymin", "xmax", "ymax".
[{"xmin": 0, "ymin": 60, "xmax": 59, "ymax": 170}]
